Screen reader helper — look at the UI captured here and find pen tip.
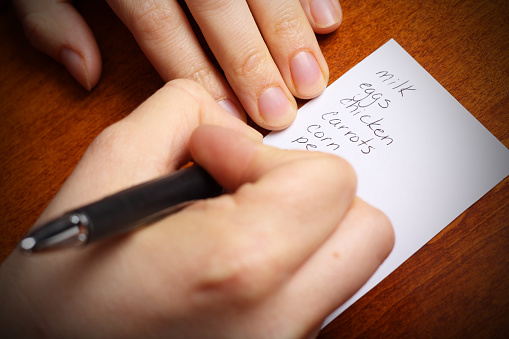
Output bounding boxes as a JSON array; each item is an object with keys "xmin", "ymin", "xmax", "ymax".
[{"xmin": 19, "ymin": 237, "xmax": 36, "ymax": 253}]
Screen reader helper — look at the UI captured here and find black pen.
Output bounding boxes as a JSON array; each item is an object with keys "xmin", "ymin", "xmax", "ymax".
[{"xmin": 19, "ymin": 165, "xmax": 223, "ymax": 254}]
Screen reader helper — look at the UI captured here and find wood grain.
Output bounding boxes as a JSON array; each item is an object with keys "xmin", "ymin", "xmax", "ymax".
[{"xmin": 0, "ymin": 0, "xmax": 507, "ymax": 337}]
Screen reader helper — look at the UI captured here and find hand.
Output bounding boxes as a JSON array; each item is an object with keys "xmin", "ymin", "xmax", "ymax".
[
  {"xmin": 12, "ymin": 0, "xmax": 343, "ymax": 130},
  {"xmin": 0, "ymin": 80, "xmax": 393, "ymax": 338}
]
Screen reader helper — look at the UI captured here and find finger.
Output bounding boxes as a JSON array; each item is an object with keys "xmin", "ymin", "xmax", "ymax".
[
  {"xmin": 186, "ymin": 0, "xmax": 298, "ymax": 130},
  {"xmin": 192, "ymin": 127, "xmax": 392, "ymax": 335},
  {"xmin": 105, "ymin": 0, "xmax": 246, "ymax": 120},
  {"xmin": 267, "ymin": 198, "xmax": 394, "ymax": 336},
  {"xmin": 299, "ymin": 0, "xmax": 343, "ymax": 34},
  {"xmin": 249, "ymin": 0, "xmax": 329, "ymax": 99},
  {"xmin": 38, "ymin": 79, "xmax": 260, "ymax": 223},
  {"xmin": 176, "ymin": 125, "xmax": 357, "ymax": 300},
  {"xmin": 12, "ymin": 0, "xmax": 101, "ymax": 90},
  {"xmin": 191, "ymin": 124, "xmax": 347, "ymax": 191}
]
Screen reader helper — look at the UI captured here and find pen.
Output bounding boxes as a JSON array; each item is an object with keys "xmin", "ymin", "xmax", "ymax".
[{"xmin": 19, "ymin": 165, "xmax": 223, "ymax": 254}]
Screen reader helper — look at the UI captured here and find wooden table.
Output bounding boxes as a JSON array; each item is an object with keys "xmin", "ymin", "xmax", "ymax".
[{"xmin": 1, "ymin": 0, "xmax": 507, "ymax": 336}]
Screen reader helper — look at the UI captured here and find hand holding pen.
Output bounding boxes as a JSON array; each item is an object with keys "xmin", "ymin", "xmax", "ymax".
[{"xmin": 0, "ymin": 80, "xmax": 393, "ymax": 338}]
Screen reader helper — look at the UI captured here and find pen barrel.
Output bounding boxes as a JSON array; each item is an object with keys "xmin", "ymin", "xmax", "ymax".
[{"xmin": 79, "ymin": 166, "xmax": 223, "ymax": 242}]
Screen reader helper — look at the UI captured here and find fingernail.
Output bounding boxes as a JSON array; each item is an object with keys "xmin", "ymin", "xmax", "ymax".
[
  {"xmin": 290, "ymin": 51, "xmax": 325, "ymax": 98},
  {"xmin": 310, "ymin": 0, "xmax": 341, "ymax": 28},
  {"xmin": 218, "ymin": 99, "xmax": 245, "ymax": 121},
  {"xmin": 61, "ymin": 48, "xmax": 91, "ymax": 91},
  {"xmin": 258, "ymin": 86, "xmax": 296, "ymax": 129}
]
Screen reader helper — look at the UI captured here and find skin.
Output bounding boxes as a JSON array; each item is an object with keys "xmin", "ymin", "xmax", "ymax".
[
  {"xmin": 12, "ymin": 0, "xmax": 343, "ymax": 130},
  {"xmin": 0, "ymin": 79, "xmax": 394, "ymax": 338}
]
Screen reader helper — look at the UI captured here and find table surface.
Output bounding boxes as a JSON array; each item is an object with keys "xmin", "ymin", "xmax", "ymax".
[{"xmin": 1, "ymin": 0, "xmax": 508, "ymax": 337}]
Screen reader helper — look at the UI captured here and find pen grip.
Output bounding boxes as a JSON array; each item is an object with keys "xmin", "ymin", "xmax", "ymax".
[{"xmin": 79, "ymin": 166, "xmax": 223, "ymax": 242}]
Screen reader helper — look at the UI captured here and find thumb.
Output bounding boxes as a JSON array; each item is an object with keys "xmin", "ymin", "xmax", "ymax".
[
  {"xmin": 13, "ymin": 0, "xmax": 102, "ymax": 90},
  {"xmin": 190, "ymin": 125, "xmax": 356, "ymax": 195},
  {"xmin": 190, "ymin": 125, "xmax": 265, "ymax": 191}
]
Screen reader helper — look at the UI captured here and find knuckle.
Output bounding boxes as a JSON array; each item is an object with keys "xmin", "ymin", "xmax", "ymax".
[
  {"xmin": 128, "ymin": 2, "xmax": 182, "ymax": 42},
  {"xmin": 271, "ymin": 8, "xmax": 305, "ymax": 39},
  {"xmin": 231, "ymin": 48, "xmax": 269, "ymax": 79},
  {"xmin": 197, "ymin": 227, "xmax": 279, "ymax": 302},
  {"xmin": 315, "ymin": 153, "xmax": 358, "ymax": 198},
  {"xmin": 88, "ymin": 122, "xmax": 131, "ymax": 160},
  {"xmin": 331, "ymin": 155, "xmax": 357, "ymax": 193},
  {"xmin": 363, "ymin": 204, "xmax": 395, "ymax": 260},
  {"xmin": 204, "ymin": 258, "xmax": 271, "ymax": 301}
]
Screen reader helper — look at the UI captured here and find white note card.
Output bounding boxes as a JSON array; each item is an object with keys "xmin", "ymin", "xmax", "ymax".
[{"xmin": 263, "ymin": 39, "xmax": 509, "ymax": 326}]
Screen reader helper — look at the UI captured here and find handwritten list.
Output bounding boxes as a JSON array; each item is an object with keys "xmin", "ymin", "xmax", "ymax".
[{"xmin": 263, "ymin": 39, "xmax": 509, "ymax": 326}]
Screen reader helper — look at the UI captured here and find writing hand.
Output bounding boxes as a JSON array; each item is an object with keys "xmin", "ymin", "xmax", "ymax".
[
  {"xmin": 12, "ymin": 0, "xmax": 342, "ymax": 130},
  {"xmin": 0, "ymin": 79, "xmax": 393, "ymax": 338}
]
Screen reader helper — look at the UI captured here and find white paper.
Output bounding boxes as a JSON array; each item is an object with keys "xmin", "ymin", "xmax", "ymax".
[{"xmin": 263, "ymin": 39, "xmax": 509, "ymax": 326}]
